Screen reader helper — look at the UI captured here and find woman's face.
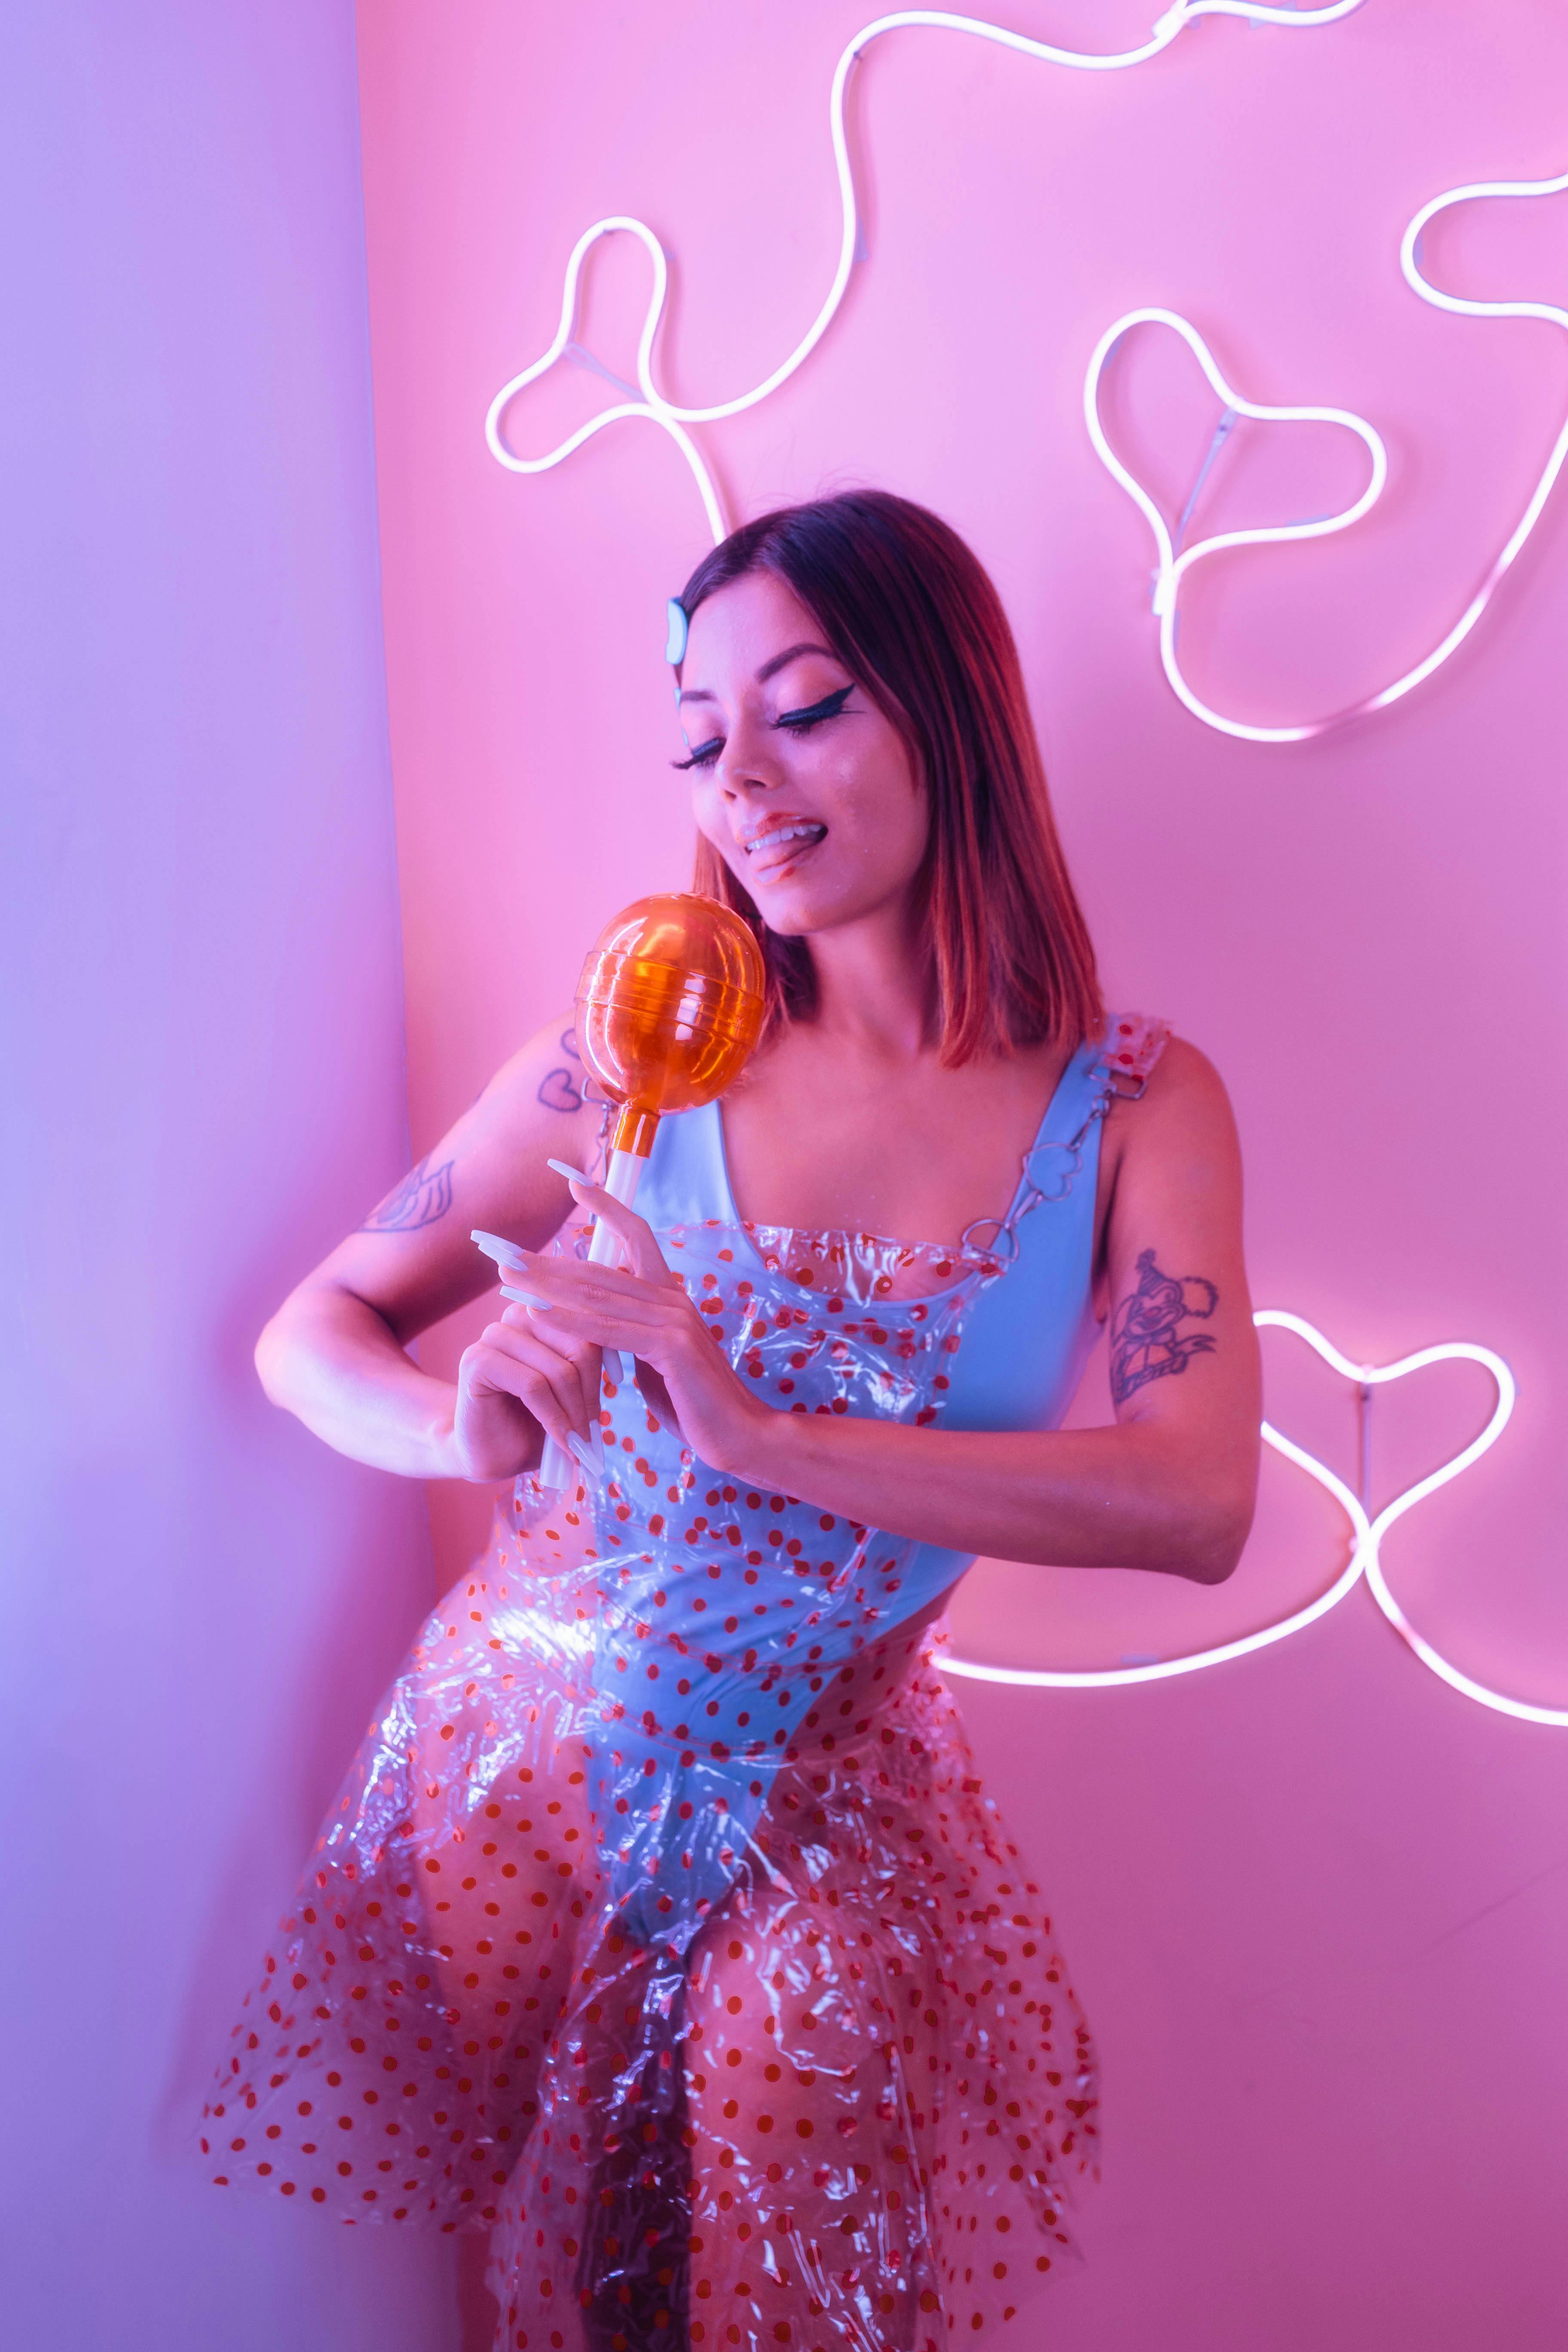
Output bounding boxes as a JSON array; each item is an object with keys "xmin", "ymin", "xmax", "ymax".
[{"xmin": 677, "ymin": 570, "xmax": 928, "ymax": 941}]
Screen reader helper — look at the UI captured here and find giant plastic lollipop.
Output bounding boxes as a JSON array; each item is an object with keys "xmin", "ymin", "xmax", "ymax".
[{"xmin": 524, "ymin": 893, "xmax": 765, "ymax": 1490}]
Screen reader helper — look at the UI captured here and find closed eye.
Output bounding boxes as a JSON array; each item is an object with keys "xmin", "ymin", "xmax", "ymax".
[
  {"xmin": 671, "ymin": 735, "xmax": 724, "ymax": 772},
  {"xmin": 774, "ymin": 684, "xmax": 854, "ymax": 733},
  {"xmin": 669, "ymin": 683, "xmax": 854, "ymax": 772}
]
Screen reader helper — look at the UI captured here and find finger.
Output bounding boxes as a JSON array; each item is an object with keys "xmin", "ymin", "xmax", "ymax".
[
  {"xmin": 472, "ymin": 1321, "xmax": 591, "ymax": 1419},
  {"xmin": 502, "ymin": 1291, "xmax": 677, "ymax": 1364},
  {"xmin": 511, "ymin": 1249, "xmax": 677, "ymax": 1320},
  {"xmin": 527, "ymin": 1256, "xmax": 635, "ymax": 1384},
  {"xmin": 546, "ymin": 1162, "xmax": 674, "ymax": 1286},
  {"xmin": 633, "ymin": 1357, "xmax": 683, "ymax": 1438},
  {"xmin": 469, "ymin": 1321, "xmax": 594, "ymax": 1440},
  {"xmin": 472, "ymin": 1228, "xmax": 527, "ymax": 1273},
  {"xmin": 484, "ymin": 1315, "xmax": 599, "ymax": 1409},
  {"xmin": 496, "ymin": 1286, "xmax": 627, "ymax": 1356},
  {"xmin": 462, "ymin": 1342, "xmax": 578, "ymax": 1453},
  {"xmin": 498, "ymin": 1300, "xmax": 603, "ymax": 1406},
  {"xmin": 499, "ymin": 1295, "xmax": 599, "ymax": 1363}
]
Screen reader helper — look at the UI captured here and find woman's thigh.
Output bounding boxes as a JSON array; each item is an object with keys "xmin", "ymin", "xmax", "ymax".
[{"xmin": 681, "ymin": 1887, "xmax": 943, "ymax": 2349}]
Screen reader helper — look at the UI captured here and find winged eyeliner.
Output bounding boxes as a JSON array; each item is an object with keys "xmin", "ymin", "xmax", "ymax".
[{"xmin": 671, "ymin": 683, "xmax": 854, "ymax": 770}]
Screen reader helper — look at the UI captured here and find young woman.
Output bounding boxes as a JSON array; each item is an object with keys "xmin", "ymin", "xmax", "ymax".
[{"xmin": 204, "ymin": 491, "xmax": 1260, "ymax": 2351}]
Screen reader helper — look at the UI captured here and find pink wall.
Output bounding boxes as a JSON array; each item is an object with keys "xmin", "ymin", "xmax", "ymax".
[
  {"xmin": 0, "ymin": 6, "xmax": 456, "ymax": 2346},
  {"xmin": 353, "ymin": 2, "xmax": 1568, "ymax": 2342}
]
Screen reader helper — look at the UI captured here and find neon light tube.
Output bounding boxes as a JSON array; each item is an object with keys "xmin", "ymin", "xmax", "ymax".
[
  {"xmin": 941, "ymin": 1310, "xmax": 1565, "ymax": 1730},
  {"xmin": 483, "ymin": 217, "xmax": 727, "ymax": 544},
  {"xmin": 1084, "ymin": 169, "xmax": 1568, "ymax": 739},
  {"xmin": 485, "ymin": 4, "xmax": 1366, "ymax": 542},
  {"xmin": 1082, "ymin": 309, "xmax": 1388, "ymax": 744}
]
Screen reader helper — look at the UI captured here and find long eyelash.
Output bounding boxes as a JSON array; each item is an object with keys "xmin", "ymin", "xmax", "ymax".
[
  {"xmin": 671, "ymin": 685, "xmax": 853, "ymax": 771},
  {"xmin": 671, "ymin": 739, "xmax": 723, "ymax": 772},
  {"xmin": 774, "ymin": 684, "xmax": 854, "ymax": 732}
]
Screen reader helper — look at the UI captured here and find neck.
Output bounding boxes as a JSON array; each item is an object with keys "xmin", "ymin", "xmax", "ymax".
[{"xmin": 799, "ymin": 897, "xmax": 932, "ymax": 1062}]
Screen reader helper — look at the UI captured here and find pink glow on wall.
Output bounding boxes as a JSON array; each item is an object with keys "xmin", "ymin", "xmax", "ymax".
[{"xmin": 355, "ymin": 3, "xmax": 1568, "ymax": 2343}]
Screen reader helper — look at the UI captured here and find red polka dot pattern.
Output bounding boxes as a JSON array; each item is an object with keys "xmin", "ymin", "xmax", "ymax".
[{"xmin": 202, "ymin": 1191, "xmax": 1126, "ymax": 2343}]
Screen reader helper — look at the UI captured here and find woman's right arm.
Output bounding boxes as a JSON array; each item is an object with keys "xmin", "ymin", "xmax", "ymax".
[{"xmin": 255, "ymin": 1013, "xmax": 605, "ymax": 1482}]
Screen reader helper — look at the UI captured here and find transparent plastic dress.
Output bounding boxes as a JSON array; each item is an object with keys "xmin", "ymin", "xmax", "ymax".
[{"xmin": 199, "ymin": 1021, "xmax": 1179, "ymax": 2348}]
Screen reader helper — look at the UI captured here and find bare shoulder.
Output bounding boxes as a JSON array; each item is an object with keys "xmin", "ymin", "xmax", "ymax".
[
  {"xmin": 1092, "ymin": 1031, "xmax": 1253, "ymax": 1338},
  {"xmin": 1136, "ymin": 1034, "xmax": 1236, "ymax": 1121},
  {"xmin": 1103, "ymin": 1034, "xmax": 1243, "ymax": 1194},
  {"xmin": 466, "ymin": 1009, "xmax": 605, "ymax": 1149}
]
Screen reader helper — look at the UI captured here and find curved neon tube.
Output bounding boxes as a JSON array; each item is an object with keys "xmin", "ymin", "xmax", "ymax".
[
  {"xmin": 483, "ymin": 216, "xmax": 728, "ymax": 543},
  {"xmin": 485, "ymin": 14, "xmax": 1565, "ymax": 738},
  {"xmin": 940, "ymin": 1310, "xmax": 1564, "ymax": 1730},
  {"xmin": 1378, "ymin": 167, "xmax": 1568, "ymax": 712},
  {"xmin": 937, "ymin": 1399, "xmax": 1372, "ymax": 1691},
  {"xmin": 1085, "ymin": 168, "xmax": 1568, "ymax": 740},
  {"xmin": 485, "ymin": 3, "xmax": 1366, "ymax": 542},
  {"xmin": 1083, "ymin": 310, "xmax": 1388, "ymax": 744}
]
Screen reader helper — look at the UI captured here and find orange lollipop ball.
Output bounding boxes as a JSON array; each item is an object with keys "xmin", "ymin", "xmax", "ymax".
[{"xmin": 576, "ymin": 893, "xmax": 766, "ymax": 1154}]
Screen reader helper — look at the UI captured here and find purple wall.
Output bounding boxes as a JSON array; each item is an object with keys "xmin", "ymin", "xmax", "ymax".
[{"xmin": 0, "ymin": 6, "xmax": 455, "ymax": 2346}]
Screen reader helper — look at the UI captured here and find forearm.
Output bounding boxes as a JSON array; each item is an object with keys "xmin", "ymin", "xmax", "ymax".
[
  {"xmin": 255, "ymin": 1286, "xmax": 495, "ymax": 1479},
  {"xmin": 734, "ymin": 1408, "xmax": 1254, "ymax": 1582}
]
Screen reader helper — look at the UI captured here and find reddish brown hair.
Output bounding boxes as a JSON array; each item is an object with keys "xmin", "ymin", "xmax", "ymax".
[{"xmin": 676, "ymin": 490, "xmax": 1102, "ymax": 1066}]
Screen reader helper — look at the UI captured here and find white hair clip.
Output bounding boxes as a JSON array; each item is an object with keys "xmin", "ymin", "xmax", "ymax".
[{"xmin": 665, "ymin": 597, "xmax": 689, "ymax": 666}]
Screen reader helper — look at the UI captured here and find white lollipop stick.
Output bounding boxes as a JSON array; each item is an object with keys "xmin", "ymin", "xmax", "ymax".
[{"xmin": 538, "ymin": 1146, "xmax": 647, "ymax": 1491}]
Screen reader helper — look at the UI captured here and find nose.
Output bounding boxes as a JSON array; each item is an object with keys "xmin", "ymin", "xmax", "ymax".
[{"xmin": 714, "ymin": 718, "xmax": 783, "ymax": 799}]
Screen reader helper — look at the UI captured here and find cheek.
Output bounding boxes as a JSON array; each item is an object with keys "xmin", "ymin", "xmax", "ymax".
[
  {"xmin": 899, "ymin": 783, "xmax": 931, "ymax": 870},
  {"xmin": 858, "ymin": 777, "xmax": 928, "ymax": 883},
  {"xmin": 833, "ymin": 733, "xmax": 926, "ymax": 867},
  {"xmin": 692, "ymin": 792, "xmax": 747, "ymax": 878},
  {"xmin": 690, "ymin": 786, "xmax": 726, "ymax": 850}
]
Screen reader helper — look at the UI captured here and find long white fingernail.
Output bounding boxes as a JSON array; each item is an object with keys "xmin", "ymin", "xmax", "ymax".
[
  {"xmin": 472, "ymin": 1228, "xmax": 527, "ymax": 1268},
  {"xmin": 499, "ymin": 1284, "xmax": 552, "ymax": 1308},
  {"xmin": 547, "ymin": 1158, "xmax": 598, "ymax": 1188},
  {"xmin": 567, "ymin": 1430, "xmax": 602, "ymax": 1479}
]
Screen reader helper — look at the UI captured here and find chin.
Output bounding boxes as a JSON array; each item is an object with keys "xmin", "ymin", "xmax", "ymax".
[
  {"xmin": 729, "ymin": 848, "xmax": 882, "ymax": 940},
  {"xmin": 748, "ymin": 885, "xmax": 845, "ymax": 939}
]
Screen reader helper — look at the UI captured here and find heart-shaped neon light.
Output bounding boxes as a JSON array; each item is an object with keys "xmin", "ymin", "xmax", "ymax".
[
  {"xmin": 941, "ymin": 1309, "xmax": 1565, "ymax": 1730},
  {"xmin": 481, "ymin": 12, "xmax": 1568, "ymax": 747},
  {"xmin": 483, "ymin": 13, "xmax": 1568, "ymax": 747},
  {"xmin": 1084, "ymin": 172, "xmax": 1568, "ymax": 741},
  {"xmin": 484, "ymin": 216, "xmax": 727, "ymax": 542},
  {"xmin": 485, "ymin": 5, "xmax": 1366, "ymax": 550},
  {"xmin": 1082, "ymin": 309, "xmax": 1388, "ymax": 744}
]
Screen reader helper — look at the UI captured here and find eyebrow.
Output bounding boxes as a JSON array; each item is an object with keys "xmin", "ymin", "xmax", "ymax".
[{"xmin": 676, "ymin": 640, "xmax": 839, "ymax": 706}]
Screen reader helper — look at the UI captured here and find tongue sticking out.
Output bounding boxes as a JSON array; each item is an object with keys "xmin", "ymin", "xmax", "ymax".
[{"xmin": 746, "ymin": 821, "xmax": 827, "ymax": 861}]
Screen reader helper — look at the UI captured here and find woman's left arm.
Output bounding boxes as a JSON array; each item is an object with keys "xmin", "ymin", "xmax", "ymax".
[{"xmin": 510, "ymin": 1043, "xmax": 1261, "ymax": 1583}]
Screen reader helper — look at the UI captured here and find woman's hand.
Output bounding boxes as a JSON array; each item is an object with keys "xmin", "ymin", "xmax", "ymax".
[
  {"xmin": 449, "ymin": 1284, "xmax": 606, "ymax": 1483},
  {"xmin": 493, "ymin": 1176, "xmax": 772, "ymax": 1475}
]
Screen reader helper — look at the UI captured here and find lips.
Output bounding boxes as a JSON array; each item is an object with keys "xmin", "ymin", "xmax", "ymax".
[{"xmin": 742, "ymin": 818, "xmax": 828, "ymax": 873}]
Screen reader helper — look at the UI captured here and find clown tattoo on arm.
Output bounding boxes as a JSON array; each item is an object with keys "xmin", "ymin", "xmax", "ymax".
[{"xmin": 1110, "ymin": 1248, "xmax": 1219, "ymax": 1405}]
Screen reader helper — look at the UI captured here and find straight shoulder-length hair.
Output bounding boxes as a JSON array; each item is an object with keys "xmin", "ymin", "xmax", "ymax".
[{"xmin": 675, "ymin": 489, "xmax": 1102, "ymax": 1067}]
